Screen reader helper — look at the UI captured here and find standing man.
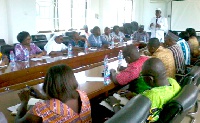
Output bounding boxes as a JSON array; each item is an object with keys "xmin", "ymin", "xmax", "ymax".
[{"xmin": 149, "ymin": 8, "xmax": 168, "ymax": 43}]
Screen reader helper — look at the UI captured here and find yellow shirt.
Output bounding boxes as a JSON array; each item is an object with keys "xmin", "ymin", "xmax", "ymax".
[
  {"xmin": 0, "ymin": 52, "xmax": 2, "ymax": 59},
  {"xmin": 152, "ymin": 46, "xmax": 176, "ymax": 78}
]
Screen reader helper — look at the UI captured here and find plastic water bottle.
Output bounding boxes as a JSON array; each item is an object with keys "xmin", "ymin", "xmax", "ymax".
[
  {"xmin": 68, "ymin": 43, "xmax": 73, "ymax": 57},
  {"xmin": 104, "ymin": 55, "xmax": 110, "ymax": 85},
  {"xmin": 143, "ymin": 36, "xmax": 146, "ymax": 43},
  {"xmin": 130, "ymin": 34, "xmax": 133, "ymax": 41},
  {"xmin": 24, "ymin": 48, "xmax": 29, "ymax": 61},
  {"xmin": 10, "ymin": 51, "xmax": 15, "ymax": 68},
  {"xmin": 84, "ymin": 41, "xmax": 88, "ymax": 53},
  {"xmin": 9, "ymin": 51, "xmax": 15, "ymax": 62},
  {"xmin": 119, "ymin": 36, "xmax": 123, "ymax": 46},
  {"xmin": 118, "ymin": 50, "xmax": 123, "ymax": 67},
  {"xmin": 110, "ymin": 38, "xmax": 115, "ymax": 49}
]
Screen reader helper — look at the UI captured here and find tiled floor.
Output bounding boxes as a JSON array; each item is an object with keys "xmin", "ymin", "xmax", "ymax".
[{"xmin": 181, "ymin": 87, "xmax": 200, "ymax": 123}]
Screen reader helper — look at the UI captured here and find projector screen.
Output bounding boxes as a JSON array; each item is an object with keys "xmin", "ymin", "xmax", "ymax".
[{"xmin": 171, "ymin": 1, "xmax": 200, "ymax": 31}]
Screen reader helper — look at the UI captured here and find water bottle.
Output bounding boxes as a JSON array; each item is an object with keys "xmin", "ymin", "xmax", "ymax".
[
  {"xmin": 84, "ymin": 41, "xmax": 88, "ymax": 53},
  {"xmin": 68, "ymin": 43, "xmax": 73, "ymax": 57},
  {"xmin": 118, "ymin": 50, "xmax": 123, "ymax": 67},
  {"xmin": 130, "ymin": 34, "xmax": 133, "ymax": 41},
  {"xmin": 110, "ymin": 38, "xmax": 115, "ymax": 49},
  {"xmin": 10, "ymin": 51, "xmax": 15, "ymax": 69},
  {"xmin": 119, "ymin": 36, "xmax": 123, "ymax": 46},
  {"xmin": 104, "ymin": 55, "xmax": 110, "ymax": 85},
  {"xmin": 24, "ymin": 48, "xmax": 29, "ymax": 61},
  {"xmin": 143, "ymin": 36, "xmax": 146, "ymax": 43},
  {"xmin": 9, "ymin": 51, "xmax": 15, "ymax": 63}
]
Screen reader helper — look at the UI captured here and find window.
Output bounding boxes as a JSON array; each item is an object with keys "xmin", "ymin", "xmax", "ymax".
[{"xmin": 36, "ymin": 0, "xmax": 87, "ymax": 32}]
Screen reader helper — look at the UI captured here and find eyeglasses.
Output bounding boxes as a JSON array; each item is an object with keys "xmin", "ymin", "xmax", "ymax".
[{"xmin": 141, "ymin": 74, "xmax": 154, "ymax": 82}]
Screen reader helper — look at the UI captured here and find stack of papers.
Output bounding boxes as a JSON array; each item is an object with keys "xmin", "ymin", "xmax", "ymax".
[
  {"xmin": 7, "ymin": 98, "xmax": 44, "ymax": 115},
  {"xmin": 31, "ymin": 56, "xmax": 51, "ymax": 61}
]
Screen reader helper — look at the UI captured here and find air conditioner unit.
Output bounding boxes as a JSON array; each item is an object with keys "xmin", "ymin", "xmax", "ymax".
[{"xmin": 150, "ymin": 0, "xmax": 165, "ymax": 3}]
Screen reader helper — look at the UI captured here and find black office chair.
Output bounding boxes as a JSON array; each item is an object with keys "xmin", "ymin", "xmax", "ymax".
[
  {"xmin": 0, "ymin": 39, "xmax": 6, "ymax": 46},
  {"xmin": 1, "ymin": 45, "xmax": 15, "ymax": 60},
  {"xmin": 33, "ymin": 41, "xmax": 48, "ymax": 50},
  {"xmin": 31, "ymin": 35, "xmax": 47, "ymax": 42},
  {"xmin": 105, "ymin": 94, "xmax": 151, "ymax": 123},
  {"xmin": 155, "ymin": 84, "xmax": 198, "ymax": 123}
]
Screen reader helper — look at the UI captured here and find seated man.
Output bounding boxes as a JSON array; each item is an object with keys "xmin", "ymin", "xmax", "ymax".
[
  {"xmin": 68, "ymin": 31, "xmax": 86, "ymax": 48},
  {"xmin": 164, "ymin": 31, "xmax": 185, "ymax": 74},
  {"xmin": 107, "ymin": 58, "xmax": 181, "ymax": 122},
  {"xmin": 146, "ymin": 38, "xmax": 176, "ymax": 78},
  {"xmin": 178, "ymin": 31, "xmax": 191, "ymax": 65},
  {"xmin": 111, "ymin": 25, "xmax": 126, "ymax": 42},
  {"xmin": 132, "ymin": 25, "xmax": 149, "ymax": 42},
  {"xmin": 110, "ymin": 44, "xmax": 149, "ymax": 85},
  {"xmin": 102, "ymin": 27, "xmax": 112, "ymax": 42},
  {"xmin": 88, "ymin": 26, "xmax": 109, "ymax": 48},
  {"xmin": 44, "ymin": 34, "xmax": 68, "ymax": 55}
]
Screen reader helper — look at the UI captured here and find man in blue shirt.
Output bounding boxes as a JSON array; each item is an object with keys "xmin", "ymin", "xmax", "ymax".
[
  {"xmin": 68, "ymin": 31, "xmax": 86, "ymax": 48},
  {"xmin": 88, "ymin": 26, "xmax": 109, "ymax": 48}
]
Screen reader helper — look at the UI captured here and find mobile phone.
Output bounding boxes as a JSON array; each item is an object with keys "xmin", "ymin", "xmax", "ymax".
[{"xmin": 26, "ymin": 85, "xmax": 37, "ymax": 96}]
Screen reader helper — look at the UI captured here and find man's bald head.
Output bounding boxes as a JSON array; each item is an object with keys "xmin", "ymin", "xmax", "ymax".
[
  {"xmin": 147, "ymin": 38, "xmax": 160, "ymax": 54},
  {"xmin": 123, "ymin": 44, "xmax": 140, "ymax": 64},
  {"xmin": 142, "ymin": 58, "xmax": 167, "ymax": 87}
]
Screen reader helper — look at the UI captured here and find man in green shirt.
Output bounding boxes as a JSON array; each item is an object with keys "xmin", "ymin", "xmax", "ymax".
[
  {"xmin": 107, "ymin": 58, "xmax": 181, "ymax": 122},
  {"xmin": 141, "ymin": 58, "xmax": 181, "ymax": 122}
]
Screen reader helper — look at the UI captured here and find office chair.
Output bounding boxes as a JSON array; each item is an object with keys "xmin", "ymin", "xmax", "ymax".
[
  {"xmin": 33, "ymin": 41, "xmax": 47, "ymax": 50},
  {"xmin": 105, "ymin": 94, "xmax": 151, "ymax": 123},
  {"xmin": 0, "ymin": 39, "xmax": 6, "ymax": 46},
  {"xmin": 155, "ymin": 84, "xmax": 198, "ymax": 123},
  {"xmin": 31, "ymin": 35, "xmax": 47, "ymax": 42}
]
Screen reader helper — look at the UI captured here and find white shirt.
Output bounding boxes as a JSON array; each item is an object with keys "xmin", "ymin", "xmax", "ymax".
[
  {"xmin": 111, "ymin": 32, "xmax": 125, "ymax": 40},
  {"xmin": 44, "ymin": 40, "xmax": 67, "ymax": 55},
  {"xmin": 149, "ymin": 16, "xmax": 168, "ymax": 43}
]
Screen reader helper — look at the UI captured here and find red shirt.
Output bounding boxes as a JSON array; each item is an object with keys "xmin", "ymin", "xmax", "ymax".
[{"xmin": 116, "ymin": 56, "xmax": 149, "ymax": 85}]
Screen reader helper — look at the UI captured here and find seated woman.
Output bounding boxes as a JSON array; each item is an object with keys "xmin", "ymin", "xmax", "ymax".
[
  {"xmin": 68, "ymin": 31, "xmax": 87, "ymax": 48},
  {"xmin": 15, "ymin": 31, "xmax": 46, "ymax": 61},
  {"xmin": 15, "ymin": 64, "xmax": 92, "ymax": 123},
  {"xmin": 44, "ymin": 34, "xmax": 68, "ymax": 55}
]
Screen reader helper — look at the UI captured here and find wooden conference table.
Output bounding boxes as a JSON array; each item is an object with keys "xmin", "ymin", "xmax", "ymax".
[{"xmin": 0, "ymin": 45, "xmax": 126, "ymax": 122}]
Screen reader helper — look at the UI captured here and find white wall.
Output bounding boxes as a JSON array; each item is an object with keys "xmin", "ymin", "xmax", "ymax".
[
  {"xmin": 0, "ymin": 0, "xmax": 36, "ymax": 44},
  {"xmin": 135, "ymin": 0, "xmax": 167, "ymax": 32},
  {"xmin": 0, "ymin": 0, "xmax": 8, "ymax": 43},
  {"xmin": 6, "ymin": 0, "xmax": 37, "ymax": 44}
]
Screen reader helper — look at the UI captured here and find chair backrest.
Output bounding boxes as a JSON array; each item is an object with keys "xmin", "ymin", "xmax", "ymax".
[
  {"xmin": 156, "ymin": 84, "xmax": 198, "ymax": 123},
  {"xmin": 31, "ymin": 35, "xmax": 47, "ymax": 42},
  {"xmin": 0, "ymin": 39, "xmax": 6, "ymax": 46},
  {"xmin": 33, "ymin": 41, "xmax": 48, "ymax": 50},
  {"xmin": 106, "ymin": 94, "xmax": 151, "ymax": 123},
  {"xmin": 180, "ymin": 66, "xmax": 200, "ymax": 87},
  {"xmin": 1, "ymin": 45, "xmax": 15, "ymax": 59}
]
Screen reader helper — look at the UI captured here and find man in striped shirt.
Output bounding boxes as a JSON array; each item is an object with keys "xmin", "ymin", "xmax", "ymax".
[
  {"xmin": 164, "ymin": 31, "xmax": 185, "ymax": 74},
  {"xmin": 178, "ymin": 31, "xmax": 191, "ymax": 65}
]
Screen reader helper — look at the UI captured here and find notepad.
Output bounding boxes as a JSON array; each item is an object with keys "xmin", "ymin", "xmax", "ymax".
[{"xmin": 7, "ymin": 98, "xmax": 44, "ymax": 115}]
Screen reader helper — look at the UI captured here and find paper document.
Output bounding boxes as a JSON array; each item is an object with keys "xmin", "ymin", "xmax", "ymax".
[{"xmin": 7, "ymin": 98, "xmax": 44, "ymax": 115}]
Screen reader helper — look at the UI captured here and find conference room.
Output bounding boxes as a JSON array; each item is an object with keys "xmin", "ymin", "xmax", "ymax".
[{"xmin": 1, "ymin": 0, "xmax": 200, "ymax": 122}]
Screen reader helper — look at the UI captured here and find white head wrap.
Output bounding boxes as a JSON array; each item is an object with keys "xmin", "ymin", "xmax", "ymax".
[
  {"xmin": 156, "ymin": 8, "xmax": 161, "ymax": 11},
  {"xmin": 44, "ymin": 33, "xmax": 63, "ymax": 51}
]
